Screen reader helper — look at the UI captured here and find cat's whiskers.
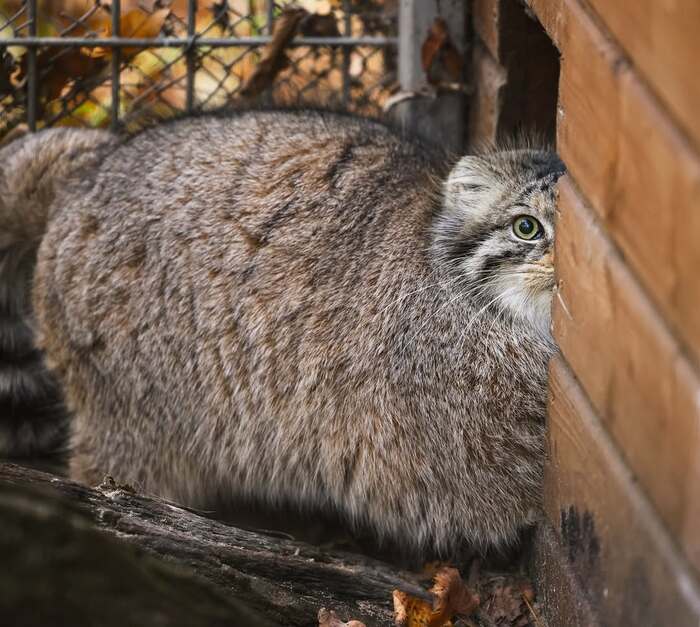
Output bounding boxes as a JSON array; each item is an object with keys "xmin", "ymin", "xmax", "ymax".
[
  {"xmin": 376, "ymin": 280, "xmax": 450, "ymax": 316},
  {"xmin": 508, "ymin": 287, "xmax": 531, "ymax": 336},
  {"xmin": 486, "ymin": 286, "xmax": 521, "ymax": 342},
  {"xmin": 455, "ymin": 289, "xmax": 514, "ymax": 357}
]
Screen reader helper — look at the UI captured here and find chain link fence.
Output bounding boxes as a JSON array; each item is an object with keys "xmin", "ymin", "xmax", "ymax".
[{"xmin": 0, "ymin": 0, "xmax": 399, "ymax": 140}]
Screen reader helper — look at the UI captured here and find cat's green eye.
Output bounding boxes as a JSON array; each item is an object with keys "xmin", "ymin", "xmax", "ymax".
[{"xmin": 512, "ymin": 215, "xmax": 543, "ymax": 241}]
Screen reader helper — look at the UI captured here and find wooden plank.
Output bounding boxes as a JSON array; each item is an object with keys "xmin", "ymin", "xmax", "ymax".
[
  {"xmin": 585, "ymin": 0, "xmax": 700, "ymax": 152},
  {"xmin": 553, "ymin": 178, "xmax": 700, "ymax": 571},
  {"xmin": 685, "ymin": 437, "xmax": 700, "ymax": 573},
  {"xmin": 613, "ymin": 73, "xmax": 700, "ymax": 368},
  {"xmin": 524, "ymin": 0, "xmax": 564, "ymax": 45},
  {"xmin": 530, "ymin": 522, "xmax": 598, "ymax": 627},
  {"xmin": 556, "ymin": 0, "xmax": 700, "ymax": 368},
  {"xmin": 546, "ymin": 356, "xmax": 700, "ymax": 627},
  {"xmin": 468, "ymin": 41, "xmax": 506, "ymax": 146},
  {"xmin": 556, "ymin": 0, "xmax": 626, "ymax": 219},
  {"xmin": 472, "ymin": 0, "xmax": 500, "ymax": 61},
  {"xmin": 531, "ymin": 0, "xmax": 700, "ymax": 150}
]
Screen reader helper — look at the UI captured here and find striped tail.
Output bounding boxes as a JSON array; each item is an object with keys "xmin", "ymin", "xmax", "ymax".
[{"xmin": 0, "ymin": 128, "xmax": 113, "ymax": 458}]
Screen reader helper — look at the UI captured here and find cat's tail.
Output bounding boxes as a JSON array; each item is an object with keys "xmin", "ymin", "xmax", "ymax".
[{"xmin": 0, "ymin": 128, "xmax": 113, "ymax": 458}]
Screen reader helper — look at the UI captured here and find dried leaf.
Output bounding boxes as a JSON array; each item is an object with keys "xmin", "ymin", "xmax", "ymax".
[
  {"xmin": 477, "ymin": 575, "xmax": 538, "ymax": 626},
  {"xmin": 17, "ymin": 47, "xmax": 106, "ymax": 112},
  {"xmin": 57, "ymin": 96, "xmax": 111, "ymax": 128},
  {"xmin": 239, "ymin": 6, "xmax": 308, "ymax": 98},
  {"xmin": 394, "ymin": 567, "xmax": 479, "ymax": 627},
  {"xmin": 318, "ymin": 607, "xmax": 367, "ymax": 627},
  {"xmin": 394, "ymin": 589, "xmax": 440, "ymax": 627},
  {"xmin": 84, "ymin": 8, "xmax": 171, "ymax": 58},
  {"xmin": 419, "ymin": 561, "xmax": 451, "ymax": 582},
  {"xmin": 420, "ymin": 18, "xmax": 448, "ymax": 73},
  {"xmin": 420, "ymin": 17, "xmax": 463, "ymax": 85},
  {"xmin": 431, "ymin": 568, "xmax": 480, "ymax": 620}
]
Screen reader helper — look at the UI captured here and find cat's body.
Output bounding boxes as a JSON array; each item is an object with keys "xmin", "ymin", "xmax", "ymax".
[{"xmin": 0, "ymin": 110, "xmax": 564, "ymax": 555}]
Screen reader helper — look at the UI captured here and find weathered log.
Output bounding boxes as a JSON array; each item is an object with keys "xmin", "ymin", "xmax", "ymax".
[{"xmin": 0, "ymin": 462, "xmax": 429, "ymax": 626}]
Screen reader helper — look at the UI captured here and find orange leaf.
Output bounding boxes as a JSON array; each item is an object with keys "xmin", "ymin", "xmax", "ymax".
[
  {"xmin": 393, "ymin": 567, "xmax": 479, "ymax": 627},
  {"xmin": 84, "ymin": 8, "xmax": 170, "ymax": 59},
  {"xmin": 394, "ymin": 589, "xmax": 442, "ymax": 627},
  {"xmin": 120, "ymin": 8, "xmax": 171, "ymax": 38},
  {"xmin": 420, "ymin": 18, "xmax": 463, "ymax": 85},
  {"xmin": 18, "ymin": 48, "xmax": 106, "ymax": 110},
  {"xmin": 430, "ymin": 567, "xmax": 480, "ymax": 621},
  {"xmin": 420, "ymin": 18, "xmax": 449, "ymax": 74}
]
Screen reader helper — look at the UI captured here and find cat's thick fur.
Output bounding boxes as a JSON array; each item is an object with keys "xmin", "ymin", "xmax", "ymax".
[{"xmin": 0, "ymin": 110, "xmax": 564, "ymax": 555}]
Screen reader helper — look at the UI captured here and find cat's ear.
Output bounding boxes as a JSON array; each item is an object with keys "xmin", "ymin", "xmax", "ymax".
[{"xmin": 443, "ymin": 156, "xmax": 495, "ymax": 217}]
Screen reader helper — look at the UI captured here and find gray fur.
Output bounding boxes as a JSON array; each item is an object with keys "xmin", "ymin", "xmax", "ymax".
[{"xmin": 1, "ymin": 110, "xmax": 564, "ymax": 555}]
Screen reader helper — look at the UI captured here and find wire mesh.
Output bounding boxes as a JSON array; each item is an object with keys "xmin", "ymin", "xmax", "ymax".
[{"xmin": 0, "ymin": 0, "xmax": 398, "ymax": 140}]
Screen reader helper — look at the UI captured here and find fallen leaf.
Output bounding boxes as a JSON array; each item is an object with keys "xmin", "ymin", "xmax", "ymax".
[
  {"xmin": 83, "ymin": 7, "xmax": 171, "ymax": 58},
  {"xmin": 419, "ymin": 561, "xmax": 452, "ymax": 582},
  {"xmin": 56, "ymin": 96, "xmax": 111, "ymax": 128},
  {"xmin": 318, "ymin": 607, "xmax": 367, "ymax": 627},
  {"xmin": 239, "ymin": 6, "xmax": 308, "ymax": 98},
  {"xmin": 17, "ymin": 47, "xmax": 106, "ymax": 112},
  {"xmin": 394, "ymin": 567, "xmax": 479, "ymax": 627},
  {"xmin": 431, "ymin": 567, "xmax": 480, "ymax": 619},
  {"xmin": 420, "ymin": 18, "xmax": 447, "ymax": 73},
  {"xmin": 420, "ymin": 17, "xmax": 463, "ymax": 85},
  {"xmin": 394, "ymin": 589, "xmax": 439, "ymax": 627},
  {"xmin": 476, "ymin": 575, "xmax": 538, "ymax": 626}
]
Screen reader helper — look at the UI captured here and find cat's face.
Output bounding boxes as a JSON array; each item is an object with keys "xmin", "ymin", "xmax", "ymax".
[{"xmin": 434, "ymin": 149, "xmax": 566, "ymax": 339}]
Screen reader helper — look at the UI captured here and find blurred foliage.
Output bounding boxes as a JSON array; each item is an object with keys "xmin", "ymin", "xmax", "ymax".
[{"xmin": 0, "ymin": 0, "xmax": 397, "ymax": 141}]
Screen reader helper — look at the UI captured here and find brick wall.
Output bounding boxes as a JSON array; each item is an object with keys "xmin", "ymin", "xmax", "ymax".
[{"xmin": 470, "ymin": 1, "xmax": 700, "ymax": 625}]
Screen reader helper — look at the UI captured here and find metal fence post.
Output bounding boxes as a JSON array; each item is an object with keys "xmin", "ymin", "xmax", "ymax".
[
  {"xmin": 110, "ymin": 0, "xmax": 121, "ymax": 131},
  {"xmin": 393, "ymin": 0, "xmax": 466, "ymax": 155},
  {"xmin": 185, "ymin": 0, "xmax": 197, "ymax": 112},
  {"xmin": 26, "ymin": 0, "xmax": 38, "ymax": 131}
]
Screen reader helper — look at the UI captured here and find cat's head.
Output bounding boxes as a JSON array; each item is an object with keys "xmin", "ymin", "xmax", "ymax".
[{"xmin": 433, "ymin": 147, "xmax": 566, "ymax": 339}]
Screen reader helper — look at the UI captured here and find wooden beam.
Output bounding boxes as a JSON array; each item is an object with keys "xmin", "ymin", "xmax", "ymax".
[
  {"xmin": 0, "ymin": 463, "xmax": 430, "ymax": 626},
  {"xmin": 585, "ymin": 0, "xmax": 700, "ymax": 152},
  {"xmin": 554, "ymin": 178, "xmax": 700, "ymax": 572},
  {"xmin": 541, "ymin": 0, "xmax": 700, "ymax": 368},
  {"xmin": 546, "ymin": 356, "xmax": 700, "ymax": 627}
]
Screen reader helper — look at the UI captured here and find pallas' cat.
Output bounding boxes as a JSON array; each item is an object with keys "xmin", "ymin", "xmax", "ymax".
[{"xmin": 0, "ymin": 110, "xmax": 564, "ymax": 555}]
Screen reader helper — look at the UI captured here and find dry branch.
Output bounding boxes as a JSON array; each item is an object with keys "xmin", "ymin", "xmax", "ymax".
[{"xmin": 0, "ymin": 462, "xmax": 428, "ymax": 626}]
